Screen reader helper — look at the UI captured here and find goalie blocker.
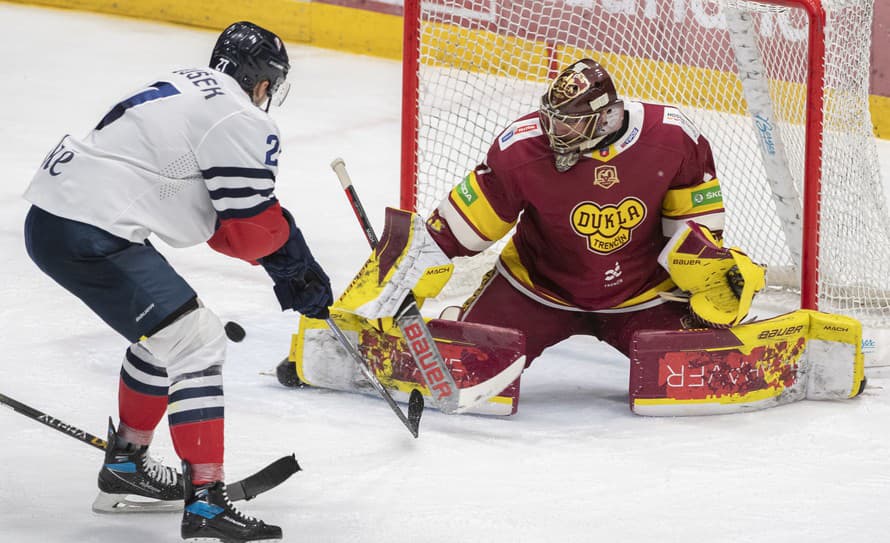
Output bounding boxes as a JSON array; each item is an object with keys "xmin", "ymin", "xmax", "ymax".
[{"xmin": 630, "ymin": 309, "xmax": 866, "ymax": 416}]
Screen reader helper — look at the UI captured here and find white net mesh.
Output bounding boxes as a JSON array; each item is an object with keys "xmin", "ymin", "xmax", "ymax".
[{"xmin": 406, "ymin": 0, "xmax": 889, "ymax": 326}]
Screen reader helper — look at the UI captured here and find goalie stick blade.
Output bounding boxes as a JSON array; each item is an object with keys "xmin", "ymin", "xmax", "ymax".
[
  {"xmin": 226, "ymin": 454, "xmax": 301, "ymax": 502},
  {"xmin": 325, "ymin": 317, "xmax": 422, "ymax": 438},
  {"xmin": 407, "ymin": 389, "xmax": 424, "ymax": 438}
]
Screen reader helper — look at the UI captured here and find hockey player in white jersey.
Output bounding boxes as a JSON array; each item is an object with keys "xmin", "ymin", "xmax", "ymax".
[{"xmin": 23, "ymin": 21, "xmax": 329, "ymax": 543}]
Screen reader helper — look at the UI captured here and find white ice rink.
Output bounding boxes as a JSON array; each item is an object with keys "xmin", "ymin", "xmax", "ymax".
[{"xmin": 2, "ymin": 3, "xmax": 890, "ymax": 542}]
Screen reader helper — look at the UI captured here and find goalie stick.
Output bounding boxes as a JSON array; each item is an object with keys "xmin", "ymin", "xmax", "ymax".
[
  {"xmin": 330, "ymin": 157, "xmax": 461, "ymax": 413},
  {"xmin": 0, "ymin": 392, "xmax": 300, "ymax": 502},
  {"xmin": 325, "ymin": 318, "xmax": 423, "ymax": 437}
]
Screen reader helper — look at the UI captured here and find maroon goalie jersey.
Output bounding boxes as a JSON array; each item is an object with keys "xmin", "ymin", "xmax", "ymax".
[{"xmin": 427, "ymin": 101, "xmax": 725, "ymax": 312}]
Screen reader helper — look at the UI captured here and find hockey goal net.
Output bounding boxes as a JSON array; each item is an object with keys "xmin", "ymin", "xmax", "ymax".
[{"xmin": 400, "ymin": 0, "xmax": 888, "ymax": 340}]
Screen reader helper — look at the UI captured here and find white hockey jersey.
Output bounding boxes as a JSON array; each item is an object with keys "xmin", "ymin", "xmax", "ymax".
[{"xmin": 24, "ymin": 67, "xmax": 283, "ymax": 248}]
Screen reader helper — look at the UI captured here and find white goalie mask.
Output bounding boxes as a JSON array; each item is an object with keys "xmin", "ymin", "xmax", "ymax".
[{"xmin": 539, "ymin": 59, "xmax": 625, "ymax": 154}]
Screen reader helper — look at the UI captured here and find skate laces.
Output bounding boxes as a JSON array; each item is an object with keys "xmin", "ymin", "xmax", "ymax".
[
  {"xmin": 141, "ymin": 452, "xmax": 178, "ymax": 486},
  {"xmin": 221, "ymin": 486, "xmax": 258, "ymax": 523}
]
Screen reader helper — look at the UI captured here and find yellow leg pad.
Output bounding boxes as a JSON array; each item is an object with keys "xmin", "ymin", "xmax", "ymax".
[
  {"xmin": 630, "ymin": 309, "xmax": 864, "ymax": 416},
  {"xmin": 289, "ymin": 309, "xmax": 524, "ymax": 416}
]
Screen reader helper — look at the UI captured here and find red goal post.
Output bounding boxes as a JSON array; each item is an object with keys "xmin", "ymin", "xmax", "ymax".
[{"xmin": 399, "ymin": 0, "xmax": 888, "ymax": 335}]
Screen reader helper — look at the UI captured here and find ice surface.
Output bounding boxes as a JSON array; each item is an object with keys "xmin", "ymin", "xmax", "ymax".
[{"xmin": 2, "ymin": 4, "xmax": 890, "ymax": 542}]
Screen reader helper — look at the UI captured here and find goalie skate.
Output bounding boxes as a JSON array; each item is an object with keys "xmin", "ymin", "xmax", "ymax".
[{"xmin": 92, "ymin": 418, "xmax": 183, "ymax": 514}]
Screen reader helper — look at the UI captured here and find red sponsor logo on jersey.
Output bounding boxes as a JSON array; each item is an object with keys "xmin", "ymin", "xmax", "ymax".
[{"xmin": 514, "ymin": 123, "xmax": 538, "ymax": 135}]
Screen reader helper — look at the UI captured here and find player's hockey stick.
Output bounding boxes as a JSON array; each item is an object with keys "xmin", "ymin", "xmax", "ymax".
[
  {"xmin": 330, "ymin": 157, "xmax": 460, "ymax": 414},
  {"xmin": 325, "ymin": 318, "xmax": 423, "ymax": 437},
  {"xmin": 0, "ymin": 392, "xmax": 300, "ymax": 501}
]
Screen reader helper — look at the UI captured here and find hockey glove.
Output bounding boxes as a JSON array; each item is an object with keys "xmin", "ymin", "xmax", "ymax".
[
  {"xmin": 258, "ymin": 208, "xmax": 333, "ymax": 320},
  {"xmin": 658, "ymin": 221, "xmax": 765, "ymax": 328}
]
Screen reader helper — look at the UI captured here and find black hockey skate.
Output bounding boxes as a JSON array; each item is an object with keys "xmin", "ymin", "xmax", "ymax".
[
  {"xmin": 92, "ymin": 418, "xmax": 184, "ymax": 513},
  {"xmin": 182, "ymin": 462, "xmax": 282, "ymax": 543}
]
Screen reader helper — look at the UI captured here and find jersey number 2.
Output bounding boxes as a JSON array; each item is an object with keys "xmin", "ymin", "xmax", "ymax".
[{"xmin": 265, "ymin": 135, "xmax": 280, "ymax": 166}]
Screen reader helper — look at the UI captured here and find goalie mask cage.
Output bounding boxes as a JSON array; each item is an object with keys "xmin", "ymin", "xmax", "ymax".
[{"xmin": 399, "ymin": 0, "xmax": 889, "ymax": 329}]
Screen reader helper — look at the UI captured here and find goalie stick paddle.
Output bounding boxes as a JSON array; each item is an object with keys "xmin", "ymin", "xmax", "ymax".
[
  {"xmin": 330, "ymin": 157, "xmax": 460, "ymax": 414},
  {"xmin": 0, "ymin": 392, "xmax": 300, "ymax": 501},
  {"xmin": 325, "ymin": 318, "xmax": 423, "ymax": 438}
]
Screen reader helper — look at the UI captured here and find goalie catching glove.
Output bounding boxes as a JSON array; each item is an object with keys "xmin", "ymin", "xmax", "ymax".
[
  {"xmin": 337, "ymin": 207, "xmax": 453, "ymax": 320},
  {"xmin": 658, "ymin": 221, "xmax": 765, "ymax": 328}
]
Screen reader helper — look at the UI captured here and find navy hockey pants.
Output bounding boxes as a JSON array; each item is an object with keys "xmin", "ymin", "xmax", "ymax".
[{"xmin": 24, "ymin": 205, "xmax": 196, "ymax": 343}]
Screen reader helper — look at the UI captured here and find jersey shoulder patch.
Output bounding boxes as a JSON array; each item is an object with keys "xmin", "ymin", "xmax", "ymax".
[
  {"xmin": 498, "ymin": 118, "xmax": 543, "ymax": 151},
  {"xmin": 661, "ymin": 107, "xmax": 701, "ymax": 142}
]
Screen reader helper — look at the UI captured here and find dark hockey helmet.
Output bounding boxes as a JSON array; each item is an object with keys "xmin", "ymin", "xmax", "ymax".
[
  {"xmin": 210, "ymin": 21, "xmax": 291, "ymax": 107},
  {"xmin": 539, "ymin": 58, "xmax": 625, "ymax": 153}
]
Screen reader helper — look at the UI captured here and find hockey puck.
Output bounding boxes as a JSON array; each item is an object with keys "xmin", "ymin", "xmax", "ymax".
[
  {"xmin": 276, "ymin": 358, "xmax": 303, "ymax": 388},
  {"xmin": 224, "ymin": 321, "xmax": 246, "ymax": 342}
]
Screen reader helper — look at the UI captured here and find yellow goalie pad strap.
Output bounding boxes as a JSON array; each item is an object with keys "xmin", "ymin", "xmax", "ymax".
[
  {"xmin": 728, "ymin": 310, "xmax": 864, "ymax": 399},
  {"xmin": 805, "ymin": 311, "xmax": 865, "ymax": 399},
  {"xmin": 658, "ymin": 221, "xmax": 765, "ymax": 327},
  {"xmin": 336, "ymin": 207, "xmax": 454, "ymax": 319},
  {"xmin": 709, "ymin": 309, "xmax": 864, "ymax": 399}
]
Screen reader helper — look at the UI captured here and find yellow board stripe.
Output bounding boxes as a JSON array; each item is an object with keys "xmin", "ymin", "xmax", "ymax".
[
  {"xmin": 872, "ymin": 94, "xmax": 890, "ymax": 140},
  {"xmin": 9, "ymin": 0, "xmax": 404, "ymax": 59},
  {"xmin": 14, "ymin": 0, "xmax": 888, "ymax": 137}
]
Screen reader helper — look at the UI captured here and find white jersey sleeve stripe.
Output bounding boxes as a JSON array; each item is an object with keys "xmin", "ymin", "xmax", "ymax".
[
  {"xmin": 205, "ymin": 177, "xmax": 275, "ymax": 191},
  {"xmin": 213, "ymin": 194, "xmax": 274, "ymax": 211},
  {"xmin": 202, "ymin": 165, "xmax": 278, "ymax": 219},
  {"xmin": 216, "ymin": 197, "xmax": 278, "ymax": 220}
]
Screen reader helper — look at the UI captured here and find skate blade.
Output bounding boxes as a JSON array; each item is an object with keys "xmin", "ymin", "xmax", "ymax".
[
  {"xmin": 185, "ymin": 537, "xmax": 281, "ymax": 543},
  {"xmin": 184, "ymin": 538, "xmax": 282, "ymax": 543},
  {"xmin": 91, "ymin": 491, "xmax": 182, "ymax": 514}
]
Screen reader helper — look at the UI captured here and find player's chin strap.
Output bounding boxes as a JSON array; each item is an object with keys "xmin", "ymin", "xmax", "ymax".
[{"xmin": 658, "ymin": 221, "xmax": 766, "ymax": 328}]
